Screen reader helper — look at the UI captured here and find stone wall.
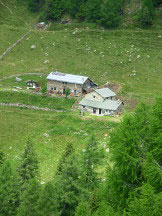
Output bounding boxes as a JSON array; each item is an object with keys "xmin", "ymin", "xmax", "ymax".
[{"xmin": 47, "ymin": 80, "xmax": 83, "ymax": 96}]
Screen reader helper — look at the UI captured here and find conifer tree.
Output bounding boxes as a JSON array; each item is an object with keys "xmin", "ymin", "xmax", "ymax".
[
  {"xmin": 0, "ymin": 161, "xmax": 20, "ymax": 216},
  {"xmin": 17, "ymin": 178, "xmax": 41, "ymax": 216},
  {"xmin": 102, "ymin": 98, "xmax": 162, "ymax": 213},
  {"xmin": 139, "ymin": 0, "xmax": 154, "ymax": 27},
  {"xmin": 45, "ymin": 0, "xmax": 64, "ymax": 20},
  {"xmin": 79, "ymin": 136, "xmax": 103, "ymax": 193},
  {"xmin": 18, "ymin": 138, "xmax": 39, "ymax": 185},
  {"xmin": 57, "ymin": 142, "xmax": 74, "ymax": 174},
  {"xmin": 74, "ymin": 201, "xmax": 92, "ymax": 216},
  {"xmin": 100, "ymin": 0, "xmax": 122, "ymax": 28},
  {"xmin": 37, "ymin": 182, "xmax": 59, "ymax": 216},
  {"xmin": 127, "ymin": 183, "xmax": 162, "ymax": 216},
  {"xmin": 55, "ymin": 153, "xmax": 80, "ymax": 216},
  {"xmin": 86, "ymin": 0, "xmax": 102, "ymax": 23},
  {"xmin": 0, "ymin": 151, "xmax": 5, "ymax": 166}
]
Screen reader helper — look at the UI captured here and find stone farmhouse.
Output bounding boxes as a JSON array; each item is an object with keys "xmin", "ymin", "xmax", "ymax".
[
  {"xmin": 79, "ymin": 88, "xmax": 123, "ymax": 115},
  {"xmin": 47, "ymin": 71, "xmax": 97, "ymax": 96}
]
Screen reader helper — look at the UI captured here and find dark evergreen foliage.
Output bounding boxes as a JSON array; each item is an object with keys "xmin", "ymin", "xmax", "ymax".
[
  {"xmin": 139, "ymin": 0, "xmax": 154, "ymax": 27},
  {"xmin": 17, "ymin": 178, "xmax": 41, "ymax": 216},
  {"xmin": 55, "ymin": 154, "xmax": 80, "ymax": 216},
  {"xmin": 18, "ymin": 138, "xmax": 39, "ymax": 185},
  {"xmin": 57, "ymin": 142, "xmax": 74, "ymax": 174},
  {"xmin": 0, "ymin": 151, "xmax": 5, "ymax": 166},
  {"xmin": 28, "ymin": 0, "xmax": 45, "ymax": 12},
  {"xmin": 0, "ymin": 97, "xmax": 161, "ymax": 215},
  {"xmin": 37, "ymin": 182, "xmax": 58, "ymax": 216},
  {"xmin": 45, "ymin": 0, "xmax": 64, "ymax": 20},
  {"xmin": 0, "ymin": 161, "xmax": 20, "ymax": 216}
]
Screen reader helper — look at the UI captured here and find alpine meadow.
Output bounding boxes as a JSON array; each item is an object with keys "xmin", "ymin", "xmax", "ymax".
[{"xmin": 0, "ymin": 0, "xmax": 162, "ymax": 216}]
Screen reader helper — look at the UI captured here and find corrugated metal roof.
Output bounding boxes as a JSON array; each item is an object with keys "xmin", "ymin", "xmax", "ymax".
[
  {"xmin": 47, "ymin": 71, "xmax": 89, "ymax": 85},
  {"xmin": 79, "ymin": 98, "xmax": 122, "ymax": 111},
  {"xmin": 95, "ymin": 88, "xmax": 116, "ymax": 98}
]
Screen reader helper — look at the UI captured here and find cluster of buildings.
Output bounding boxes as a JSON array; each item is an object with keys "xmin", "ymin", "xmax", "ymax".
[
  {"xmin": 26, "ymin": 71, "xmax": 123, "ymax": 115},
  {"xmin": 46, "ymin": 71, "xmax": 123, "ymax": 116}
]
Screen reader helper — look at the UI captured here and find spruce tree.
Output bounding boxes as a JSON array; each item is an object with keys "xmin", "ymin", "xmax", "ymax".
[
  {"xmin": 0, "ymin": 151, "xmax": 5, "ymax": 166},
  {"xmin": 55, "ymin": 153, "xmax": 80, "ymax": 216},
  {"xmin": 86, "ymin": 0, "xmax": 102, "ymax": 23},
  {"xmin": 17, "ymin": 178, "xmax": 41, "ymax": 216},
  {"xmin": 57, "ymin": 142, "xmax": 74, "ymax": 174},
  {"xmin": 18, "ymin": 138, "xmax": 39, "ymax": 185},
  {"xmin": 127, "ymin": 183, "xmax": 162, "ymax": 216},
  {"xmin": 37, "ymin": 182, "xmax": 58, "ymax": 216},
  {"xmin": 45, "ymin": 0, "xmax": 64, "ymax": 20},
  {"xmin": 0, "ymin": 161, "xmax": 20, "ymax": 216},
  {"xmin": 139, "ymin": 0, "xmax": 154, "ymax": 27},
  {"xmin": 102, "ymin": 98, "xmax": 162, "ymax": 213},
  {"xmin": 100, "ymin": 0, "xmax": 122, "ymax": 28},
  {"xmin": 79, "ymin": 136, "xmax": 103, "ymax": 193}
]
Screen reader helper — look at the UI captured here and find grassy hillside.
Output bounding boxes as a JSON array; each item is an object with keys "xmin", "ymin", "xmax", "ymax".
[
  {"xmin": 0, "ymin": 0, "xmax": 161, "ymax": 182},
  {"xmin": 1, "ymin": 26, "xmax": 162, "ymax": 105},
  {"xmin": 0, "ymin": 2, "xmax": 161, "ymax": 106},
  {"xmin": 0, "ymin": 105, "xmax": 116, "ymax": 181}
]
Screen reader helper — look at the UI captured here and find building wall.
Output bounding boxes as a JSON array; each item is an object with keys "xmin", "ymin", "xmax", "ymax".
[
  {"xmin": 84, "ymin": 91, "xmax": 104, "ymax": 102},
  {"xmin": 80, "ymin": 103, "xmax": 123, "ymax": 116},
  {"xmin": 47, "ymin": 80, "xmax": 83, "ymax": 96}
]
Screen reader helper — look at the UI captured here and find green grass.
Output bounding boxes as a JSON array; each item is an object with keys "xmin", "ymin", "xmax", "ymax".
[
  {"xmin": 0, "ymin": 105, "xmax": 116, "ymax": 182},
  {"xmin": 0, "ymin": 74, "xmax": 47, "ymax": 88},
  {"xmin": 0, "ymin": 91, "xmax": 75, "ymax": 111},
  {"xmin": 0, "ymin": 0, "xmax": 162, "ymax": 182},
  {"xmin": 0, "ymin": 26, "xmax": 161, "ymax": 107}
]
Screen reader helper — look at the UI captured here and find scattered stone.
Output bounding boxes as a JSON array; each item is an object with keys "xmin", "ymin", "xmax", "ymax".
[
  {"xmin": 83, "ymin": 133, "xmax": 88, "ymax": 136},
  {"xmin": 9, "ymin": 147, "xmax": 12, "ymax": 150},
  {"xmin": 44, "ymin": 133, "xmax": 49, "ymax": 138},
  {"xmin": 16, "ymin": 77, "xmax": 22, "ymax": 82},
  {"xmin": 45, "ymin": 53, "xmax": 48, "ymax": 56},
  {"xmin": 14, "ymin": 86, "xmax": 22, "ymax": 90},
  {"xmin": 31, "ymin": 45, "xmax": 36, "ymax": 49},
  {"xmin": 106, "ymin": 148, "xmax": 109, "ymax": 153},
  {"xmin": 44, "ymin": 60, "xmax": 49, "ymax": 64},
  {"xmin": 41, "ymin": 182, "xmax": 45, "ymax": 185}
]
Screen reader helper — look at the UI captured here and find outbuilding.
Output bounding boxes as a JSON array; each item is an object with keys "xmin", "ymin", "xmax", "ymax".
[{"xmin": 79, "ymin": 88, "xmax": 123, "ymax": 115}]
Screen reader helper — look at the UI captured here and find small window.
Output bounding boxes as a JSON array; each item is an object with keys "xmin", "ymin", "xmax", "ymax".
[
  {"xmin": 51, "ymin": 87, "xmax": 53, "ymax": 90},
  {"xmin": 93, "ymin": 96, "xmax": 96, "ymax": 98},
  {"xmin": 54, "ymin": 87, "xmax": 56, "ymax": 90}
]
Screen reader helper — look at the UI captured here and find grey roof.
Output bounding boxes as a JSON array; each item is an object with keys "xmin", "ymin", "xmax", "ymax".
[
  {"xmin": 47, "ymin": 71, "xmax": 89, "ymax": 85},
  {"xmin": 79, "ymin": 98, "xmax": 122, "ymax": 111},
  {"xmin": 95, "ymin": 88, "xmax": 116, "ymax": 98}
]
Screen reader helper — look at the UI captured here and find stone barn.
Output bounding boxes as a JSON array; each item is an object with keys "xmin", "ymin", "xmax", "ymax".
[{"xmin": 46, "ymin": 71, "xmax": 97, "ymax": 96}]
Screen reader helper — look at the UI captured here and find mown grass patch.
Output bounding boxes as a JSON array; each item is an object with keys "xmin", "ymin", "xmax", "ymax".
[
  {"xmin": 0, "ymin": 91, "xmax": 75, "ymax": 111},
  {"xmin": 0, "ymin": 105, "xmax": 117, "ymax": 182}
]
